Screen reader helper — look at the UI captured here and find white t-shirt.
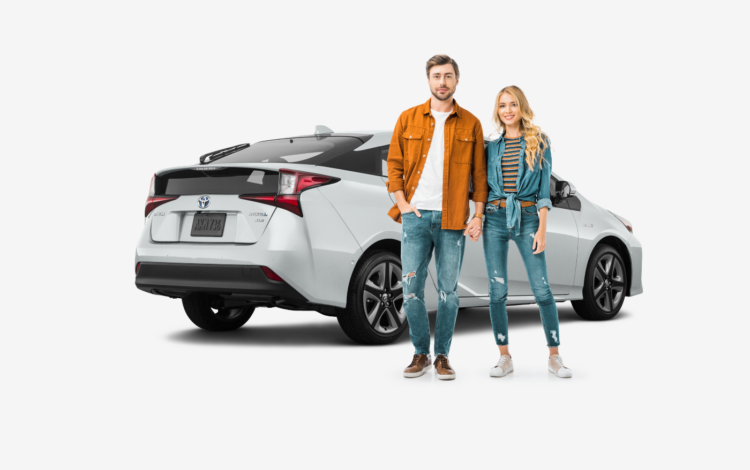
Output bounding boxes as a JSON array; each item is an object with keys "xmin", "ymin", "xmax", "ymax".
[{"xmin": 410, "ymin": 109, "xmax": 450, "ymax": 210}]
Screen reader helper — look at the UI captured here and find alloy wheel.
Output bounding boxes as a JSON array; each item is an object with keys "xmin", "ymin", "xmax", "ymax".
[
  {"xmin": 593, "ymin": 253, "xmax": 625, "ymax": 313},
  {"xmin": 362, "ymin": 261, "xmax": 405, "ymax": 334}
]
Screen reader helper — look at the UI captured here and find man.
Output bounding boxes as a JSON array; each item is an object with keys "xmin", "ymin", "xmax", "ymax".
[{"xmin": 386, "ymin": 54, "xmax": 488, "ymax": 380}]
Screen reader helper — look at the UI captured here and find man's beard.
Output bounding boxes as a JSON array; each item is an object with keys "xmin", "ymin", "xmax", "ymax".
[{"xmin": 431, "ymin": 86, "xmax": 454, "ymax": 102}]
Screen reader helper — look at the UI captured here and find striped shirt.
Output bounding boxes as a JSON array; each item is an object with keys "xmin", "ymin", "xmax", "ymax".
[{"xmin": 501, "ymin": 137, "xmax": 522, "ymax": 193}]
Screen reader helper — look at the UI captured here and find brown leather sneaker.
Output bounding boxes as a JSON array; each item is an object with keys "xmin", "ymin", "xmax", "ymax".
[
  {"xmin": 403, "ymin": 354, "xmax": 433, "ymax": 378},
  {"xmin": 434, "ymin": 354, "xmax": 456, "ymax": 380}
]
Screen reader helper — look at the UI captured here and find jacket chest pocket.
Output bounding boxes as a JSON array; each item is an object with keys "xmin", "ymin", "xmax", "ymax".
[
  {"xmin": 402, "ymin": 127, "xmax": 424, "ymax": 162},
  {"xmin": 453, "ymin": 128, "xmax": 475, "ymax": 164}
]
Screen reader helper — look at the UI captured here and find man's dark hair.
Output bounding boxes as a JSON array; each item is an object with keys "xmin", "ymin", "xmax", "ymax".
[{"xmin": 426, "ymin": 54, "xmax": 460, "ymax": 78}]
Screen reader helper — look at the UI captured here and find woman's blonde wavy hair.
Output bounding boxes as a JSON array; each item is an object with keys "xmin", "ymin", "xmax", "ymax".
[{"xmin": 492, "ymin": 85, "xmax": 548, "ymax": 171}]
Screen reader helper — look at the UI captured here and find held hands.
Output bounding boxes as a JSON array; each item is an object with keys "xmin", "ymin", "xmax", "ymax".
[
  {"xmin": 464, "ymin": 217, "xmax": 482, "ymax": 242},
  {"xmin": 532, "ymin": 230, "xmax": 547, "ymax": 254}
]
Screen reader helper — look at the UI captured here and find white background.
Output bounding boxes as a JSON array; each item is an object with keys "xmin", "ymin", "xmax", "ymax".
[{"xmin": 2, "ymin": 0, "xmax": 748, "ymax": 468}]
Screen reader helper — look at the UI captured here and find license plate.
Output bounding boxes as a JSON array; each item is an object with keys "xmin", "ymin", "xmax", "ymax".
[{"xmin": 191, "ymin": 213, "xmax": 227, "ymax": 237}]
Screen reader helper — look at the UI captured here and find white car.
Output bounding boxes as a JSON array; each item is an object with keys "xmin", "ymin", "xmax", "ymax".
[{"xmin": 135, "ymin": 126, "xmax": 643, "ymax": 344}]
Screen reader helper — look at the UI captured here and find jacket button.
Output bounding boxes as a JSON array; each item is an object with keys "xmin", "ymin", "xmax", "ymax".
[
  {"xmin": 465, "ymin": 138, "xmax": 468, "ymax": 141},
  {"xmin": 423, "ymin": 155, "xmax": 426, "ymax": 158},
  {"xmin": 409, "ymin": 135, "xmax": 412, "ymax": 138},
  {"xmin": 428, "ymin": 138, "xmax": 431, "ymax": 141},
  {"xmin": 431, "ymin": 123, "xmax": 434, "ymax": 126}
]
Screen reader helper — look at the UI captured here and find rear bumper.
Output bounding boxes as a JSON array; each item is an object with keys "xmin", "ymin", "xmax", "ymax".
[{"xmin": 135, "ymin": 263, "xmax": 310, "ymax": 308}]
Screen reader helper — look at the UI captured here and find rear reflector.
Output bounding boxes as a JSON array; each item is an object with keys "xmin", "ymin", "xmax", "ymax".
[
  {"xmin": 145, "ymin": 196, "xmax": 178, "ymax": 217},
  {"xmin": 239, "ymin": 194, "xmax": 277, "ymax": 205},
  {"xmin": 261, "ymin": 266, "xmax": 284, "ymax": 282},
  {"xmin": 135, "ymin": 262, "xmax": 141, "ymax": 275}
]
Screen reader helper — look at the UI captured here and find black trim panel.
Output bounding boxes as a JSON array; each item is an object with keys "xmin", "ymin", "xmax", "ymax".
[
  {"xmin": 566, "ymin": 195, "xmax": 581, "ymax": 211},
  {"xmin": 135, "ymin": 263, "xmax": 309, "ymax": 304}
]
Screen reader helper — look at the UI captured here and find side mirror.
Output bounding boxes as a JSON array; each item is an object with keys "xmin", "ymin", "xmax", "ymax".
[{"xmin": 553, "ymin": 181, "xmax": 571, "ymax": 204}]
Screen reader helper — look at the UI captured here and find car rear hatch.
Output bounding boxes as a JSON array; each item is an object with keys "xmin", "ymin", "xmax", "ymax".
[{"xmin": 150, "ymin": 167, "xmax": 278, "ymax": 244}]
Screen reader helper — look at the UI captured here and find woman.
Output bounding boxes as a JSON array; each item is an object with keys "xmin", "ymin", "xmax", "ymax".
[{"xmin": 471, "ymin": 85, "xmax": 572, "ymax": 378}]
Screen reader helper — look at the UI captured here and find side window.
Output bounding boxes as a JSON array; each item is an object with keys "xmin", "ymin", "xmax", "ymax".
[{"xmin": 380, "ymin": 146, "xmax": 390, "ymax": 176}]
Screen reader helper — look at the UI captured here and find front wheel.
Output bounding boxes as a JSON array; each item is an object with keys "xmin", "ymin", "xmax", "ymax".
[
  {"xmin": 337, "ymin": 251, "xmax": 408, "ymax": 345},
  {"xmin": 182, "ymin": 293, "xmax": 254, "ymax": 331},
  {"xmin": 572, "ymin": 245, "xmax": 628, "ymax": 320}
]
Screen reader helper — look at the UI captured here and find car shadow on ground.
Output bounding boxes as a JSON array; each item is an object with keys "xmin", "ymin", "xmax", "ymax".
[{"xmin": 168, "ymin": 303, "xmax": 631, "ymax": 348}]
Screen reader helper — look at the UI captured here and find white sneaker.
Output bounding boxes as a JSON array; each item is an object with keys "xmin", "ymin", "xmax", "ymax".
[
  {"xmin": 490, "ymin": 355, "xmax": 514, "ymax": 377},
  {"xmin": 548, "ymin": 354, "xmax": 572, "ymax": 378}
]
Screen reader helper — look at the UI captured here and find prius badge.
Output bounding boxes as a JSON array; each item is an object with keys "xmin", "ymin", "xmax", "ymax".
[{"xmin": 198, "ymin": 195, "xmax": 211, "ymax": 209}]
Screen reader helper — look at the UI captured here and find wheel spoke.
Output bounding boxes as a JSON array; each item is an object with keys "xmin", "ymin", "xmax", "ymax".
[
  {"xmin": 365, "ymin": 263, "xmax": 387, "ymax": 293},
  {"xmin": 604, "ymin": 254, "xmax": 614, "ymax": 276},
  {"xmin": 363, "ymin": 290, "xmax": 381, "ymax": 324},
  {"xmin": 596, "ymin": 290, "xmax": 608, "ymax": 310},
  {"xmin": 364, "ymin": 284, "xmax": 384, "ymax": 296},
  {"xmin": 612, "ymin": 289, "xmax": 623, "ymax": 307},
  {"xmin": 612, "ymin": 259, "xmax": 622, "ymax": 280},
  {"xmin": 593, "ymin": 282, "xmax": 604, "ymax": 298},
  {"xmin": 388, "ymin": 305, "xmax": 402, "ymax": 327},
  {"xmin": 595, "ymin": 263, "xmax": 608, "ymax": 281},
  {"xmin": 382, "ymin": 310, "xmax": 397, "ymax": 331},
  {"xmin": 611, "ymin": 279, "xmax": 625, "ymax": 287},
  {"xmin": 389, "ymin": 263, "xmax": 402, "ymax": 293},
  {"xmin": 370, "ymin": 304, "xmax": 387, "ymax": 327}
]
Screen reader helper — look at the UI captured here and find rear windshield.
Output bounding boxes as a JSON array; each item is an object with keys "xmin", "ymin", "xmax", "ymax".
[
  {"xmin": 191, "ymin": 135, "xmax": 391, "ymax": 177},
  {"xmin": 155, "ymin": 168, "xmax": 279, "ymax": 196},
  {"xmin": 213, "ymin": 136, "xmax": 363, "ymax": 165}
]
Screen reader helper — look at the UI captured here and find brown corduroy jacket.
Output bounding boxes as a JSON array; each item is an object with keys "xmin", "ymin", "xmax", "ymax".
[{"xmin": 385, "ymin": 98, "xmax": 488, "ymax": 230}]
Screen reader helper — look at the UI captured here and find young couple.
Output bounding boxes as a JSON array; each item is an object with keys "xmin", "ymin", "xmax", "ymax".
[{"xmin": 386, "ymin": 54, "xmax": 572, "ymax": 381}]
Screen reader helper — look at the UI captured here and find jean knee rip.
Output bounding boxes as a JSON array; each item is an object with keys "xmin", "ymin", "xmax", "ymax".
[{"xmin": 438, "ymin": 290, "xmax": 456, "ymax": 303}]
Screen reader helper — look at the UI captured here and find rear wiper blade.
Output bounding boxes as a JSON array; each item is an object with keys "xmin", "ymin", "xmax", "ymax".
[{"xmin": 199, "ymin": 143, "xmax": 250, "ymax": 164}]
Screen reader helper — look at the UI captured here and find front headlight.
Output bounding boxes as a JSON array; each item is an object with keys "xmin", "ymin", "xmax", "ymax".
[{"xmin": 609, "ymin": 211, "xmax": 632, "ymax": 233}]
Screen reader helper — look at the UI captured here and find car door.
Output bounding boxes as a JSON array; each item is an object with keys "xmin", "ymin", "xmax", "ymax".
[
  {"xmin": 507, "ymin": 175, "xmax": 578, "ymax": 295},
  {"xmin": 438, "ymin": 175, "xmax": 578, "ymax": 297}
]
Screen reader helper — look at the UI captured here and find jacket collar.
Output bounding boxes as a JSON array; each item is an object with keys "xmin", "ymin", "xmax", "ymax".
[{"xmin": 420, "ymin": 97, "xmax": 463, "ymax": 119}]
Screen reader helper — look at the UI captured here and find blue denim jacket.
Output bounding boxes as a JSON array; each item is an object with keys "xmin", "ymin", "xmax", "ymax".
[{"xmin": 486, "ymin": 133, "xmax": 553, "ymax": 235}]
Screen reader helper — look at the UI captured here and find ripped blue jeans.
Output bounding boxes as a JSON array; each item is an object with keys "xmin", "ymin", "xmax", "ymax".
[
  {"xmin": 482, "ymin": 203, "xmax": 561, "ymax": 348},
  {"xmin": 401, "ymin": 210, "xmax": 465, "ymax": 356}
]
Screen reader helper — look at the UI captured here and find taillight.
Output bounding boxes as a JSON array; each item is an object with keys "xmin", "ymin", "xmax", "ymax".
[
  {"xmin": 239, "ymin": 169, "xmax": 338, "ymax": 217},
  {"xmin": 135, "ymin": 262, "xmax": 141, "ymax": 275},
  {"xmin": 145, "ymin": 174, "xmax": 178, "ymax": 217},
  {"xmin": 261, "ymin": 266, "xmax": 284, "ymax": 282}
]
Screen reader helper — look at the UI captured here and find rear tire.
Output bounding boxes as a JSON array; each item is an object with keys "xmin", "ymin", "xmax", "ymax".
[
  {"xmin": 572, "ymin": 245, "xmax": 628, "ymax": 320},
  {"xmin": 337, "ymin": 251, "xmax": 408, "ymax": 345},
  {"xmin": 182, "ymin": 293, "xmax": 254, "ymax": 331}
]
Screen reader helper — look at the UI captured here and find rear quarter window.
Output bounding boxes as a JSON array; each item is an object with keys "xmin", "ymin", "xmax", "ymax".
[{"xmin": 319, "ymin": 146, "xmax": 390, "ymax": 176}]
